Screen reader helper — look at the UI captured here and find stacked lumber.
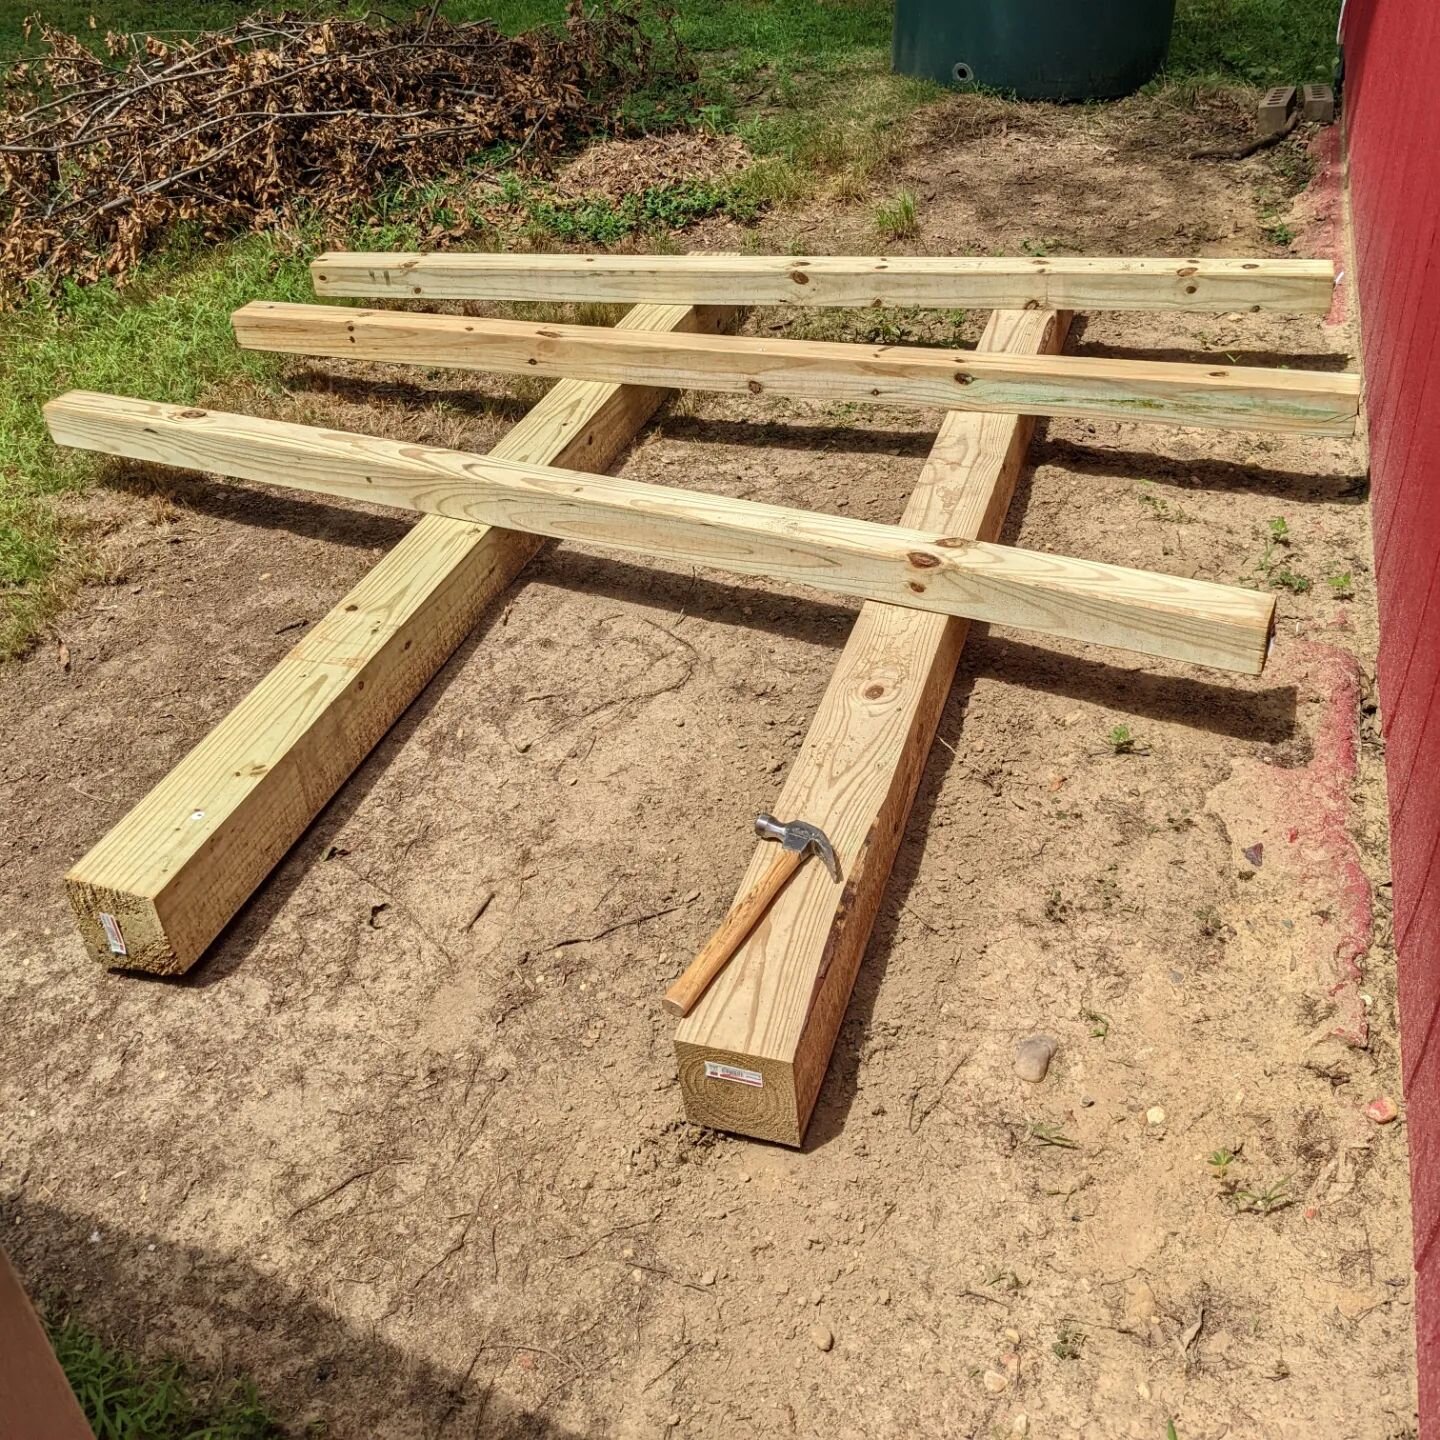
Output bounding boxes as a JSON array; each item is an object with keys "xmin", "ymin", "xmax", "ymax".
[{"xmin": 48, "ymin": 250, "xmax": 1350, "ymax": 1144}]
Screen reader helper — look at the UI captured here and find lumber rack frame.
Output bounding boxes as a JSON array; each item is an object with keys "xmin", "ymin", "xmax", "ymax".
[{"xmin": 48, "ymin": 251, "xmax": 1353, "ymax": 1146}]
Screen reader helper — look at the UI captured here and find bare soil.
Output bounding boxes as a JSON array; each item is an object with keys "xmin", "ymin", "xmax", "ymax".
[{"xmin": 0, "ymin": 92, "xmax": 1417, "ymax": 1438}]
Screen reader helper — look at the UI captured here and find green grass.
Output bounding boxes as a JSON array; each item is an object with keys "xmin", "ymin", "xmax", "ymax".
[
  {"xmin": 5, "ymin": 0, "xmax": 1342, "ymax": 82},
  {"xmin": 1168, "ymin": 0, "xmax": 1341, "ymax": 85},
  {"xmin": 0, "ymin": 236, "xmax": 311, "ymax": 654},
  {"xmin": 49, "ymin": 1313, "xmax": 288, "ymax": 1439}
]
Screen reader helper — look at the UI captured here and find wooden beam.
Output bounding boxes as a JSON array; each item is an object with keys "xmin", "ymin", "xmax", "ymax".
[
  {"xmin": 232, "ymin": 301, "xmax": 1360, "ymax": 436},
  {"xmin": 56, "ymin": 302, "xmax": 730, "ymax": 975},
  {"xmin": 674, "ymin": 308, "xmax": 1066, "ymax": 1145},
  {"xmin": 47, "ymin": 392, "xmax": 1276, "ymax": 675},
  {"xmin": 311, "ymin": 251, "xmax": 1337, "ymax": 313}
]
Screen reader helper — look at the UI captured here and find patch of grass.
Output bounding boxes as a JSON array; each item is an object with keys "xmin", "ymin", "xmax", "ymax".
[
  {"xmin": 1195, "ymin": 904, "xmax": 1226, "ymax": 937},
  {"xmin": 1083, "ymin": 1008, "xmax": 1110, "ymax": 1041},
  {"xmin": 1029, "ymin": 1121, "xmax": 1079, "ymax": 1150},
  {"xmin": 1136, "ymin": 482, "xmax": 1191, "ymax": 523},
  {"xmin": 48, "ymin": 1312, "xmax": 288, "ymax": 1439},
  {"xmin": 1106, "ymin": 724, "xmax": 1136, "ymax": 755},
  {"xmin": 1208, "ymin": 1145, "xmax": 1239, "ymax": 1178},
  {"xmin": 0, "ymin": 234, "xmax": 312, "ymax": 656},
  {"xmin": 1263, "ymin": 219, "xmax": 1297, "ymax": 248},
  {"xmin": 1327, "ymin": 570, "xmax": 1355, "ymax": 600},
  {"xmin": 506, "ymin": 176, "xmax": 761, "ymax": 246},
  {"xmin": 1271, "ymin": 566, "xmax": 1312, "ymax": 594},
  {"xmin": 1232, "ymin": 1176, "xmax": 1294, "ymax": 1215},
  {"xmin": 875, "ymin": 188, "xmax": 919, "ymax": 242},
  {"xmin": 1052, "ymin": 1322, "xmax": 1087, "ymax": 1360},
  {"xmin": 1167, "ymin": 0, "xmax": 1341, "ymax": 86}
]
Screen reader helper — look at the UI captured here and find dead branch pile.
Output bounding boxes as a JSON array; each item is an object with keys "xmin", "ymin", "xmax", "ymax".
[{"xmin": 0, "ymin": 3, "xmax": 690, "ymax": 302}]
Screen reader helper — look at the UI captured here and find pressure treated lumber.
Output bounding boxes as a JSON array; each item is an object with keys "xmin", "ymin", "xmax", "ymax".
[
  {"xmin": 46, "ymin": 392, "xmax": 1277, "ymax": 674},
  {"xmin": 311, "ymin": 251, "xmax": 1337, "ymax": 313},
  {"xmin": 233, "ymin": 301, "xmax": 1360, "ymax": 436},
  {"xmin": 58, "ymin": 301, "xmax": 728, "ymax": 974},
  {"xmin": 675, "ymin": 308, "xmax": 1068, "ymax": 1144}
]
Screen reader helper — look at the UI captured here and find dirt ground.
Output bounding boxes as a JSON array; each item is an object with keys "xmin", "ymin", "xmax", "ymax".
[{"xmin": 0, "ymin": 92, "xmax": 1419, "ymax": 1438}]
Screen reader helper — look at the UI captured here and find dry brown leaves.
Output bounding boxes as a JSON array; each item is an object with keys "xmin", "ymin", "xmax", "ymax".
[
  {"xmin": 0, "ymin": 2, "xmax": 691, "ymax": 304},
  {"xmin": 552, "ymin": 131, "xmax": 749, "ymax": 204}
]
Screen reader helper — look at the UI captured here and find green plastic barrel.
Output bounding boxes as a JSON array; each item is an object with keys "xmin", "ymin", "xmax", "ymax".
[{"xmin": 892, "ymin": 0, "xmax": 1177, "ymax": 100}]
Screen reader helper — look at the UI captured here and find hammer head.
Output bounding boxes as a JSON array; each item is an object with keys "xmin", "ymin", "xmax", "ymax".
[{"xmin": 754, "ymin": 813, "xmax": 842, "ymax": 883}]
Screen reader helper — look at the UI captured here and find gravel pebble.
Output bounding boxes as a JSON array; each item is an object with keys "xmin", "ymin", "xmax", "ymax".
[
  {"xmin": 810, "ymin": 1324, "xmax": 834, "ymax": 1352},
  {"xmin": 1014, "ymin": 1034, "xmax": 1057, "ymax": 1083}
]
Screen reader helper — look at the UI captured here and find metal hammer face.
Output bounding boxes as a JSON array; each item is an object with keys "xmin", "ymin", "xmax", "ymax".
[{"xmin": 754, "ymin": 813, "xmax": 842, "ymax": 883}]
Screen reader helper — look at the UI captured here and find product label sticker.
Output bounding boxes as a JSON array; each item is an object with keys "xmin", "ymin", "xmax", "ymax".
[
  {"xmin": 704, "ymin": 1060, "xmax": 763, "ymax": 1088},
  {"xmin": 98, "ymin": 912, "xmax": 128, "ymax": 957}
]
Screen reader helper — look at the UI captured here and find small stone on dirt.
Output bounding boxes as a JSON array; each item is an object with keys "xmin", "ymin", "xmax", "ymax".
[
  {"xmin": 810, "ymin": 1324, "xmax": 834, "ymax": 1352},
  {"xmin": 983, "ymin": 1369, "xmax": 1009, "ymax": 1393},
  {"xmin": 1014, "ymin": 1034, "xmax": 1057, "ymax": 1082},
  {"xmin": 1011, "ymin": 1416, "xmax": 1030, "ymax": 1436},
  {"xmin": 700, "ymin": 1268, "xmax": 717, "ymax": 1286},
  {"xmin": 1365, "ymin": 1096, "xmax": 1399, "ymax": 1124},
  {"xmin": 1125, "ymin": 1279, "xmax": 1158, "ymax": 1324},
  {"xmin": 1146, "ymin": 1106, "xmax": 1166, "ymax": 1126}
]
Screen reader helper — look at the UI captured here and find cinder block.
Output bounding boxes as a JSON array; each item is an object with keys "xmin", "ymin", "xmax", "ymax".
[
  {"xmin": 1259, "ymin": 84, "xmax": 1298, "ymax": 136},
  {"xmin": 1302, "ymin": 83, "xmax": 1336, "ymax": 123}
]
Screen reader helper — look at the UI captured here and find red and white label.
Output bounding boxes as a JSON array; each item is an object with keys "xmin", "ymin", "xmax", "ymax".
[
  {"xmin": 704, "ymin": 1061, "xmax": 763, "ymax": 1088},
  {"xmin": 98, "ymin": 912, "xmax": 127, "ymax": 957}
]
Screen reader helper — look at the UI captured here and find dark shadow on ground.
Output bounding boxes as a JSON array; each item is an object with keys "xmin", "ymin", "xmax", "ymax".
[
  {"xmin": 105, "ymin": 459, "xmax": 413, "ymax": 553},
  {"xmin": 651, "ymin": 414, "xmax": 939, "ymax": 459},
  {"xmin": 1067, "ymin": 342, "xmax": 1353, "ymax": 372},
  {"xmin": 4, "ymin": 1198, "xmax": 583, "ymax": 1440},
  {"xmin": 284, "ymin": 368, "xmax": 540, "ymax": 425},
  {"xmin": 1030, "ymin": 436, "xmax": 1369, "ymax": 503}
]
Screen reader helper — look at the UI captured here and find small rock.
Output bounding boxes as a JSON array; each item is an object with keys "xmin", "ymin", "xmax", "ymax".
[
  {"xmin": 699, "ymin": 1268, "xmax": 717, "ymax": 1287},
  {"xmin": 1014, "ymin": 1034, "xmax": 1057, "ymax": 1083},
  {"xmin": 810, "ymin": 1325, "xmax": 834, "ymax": 1352},
  {"xmin": 1011, "ymin": 1416, "xmax": 1030, "ymax": 1437},
  {"xmin": 667, "ymin": 1415, "xmax": 681, "ymax": 1429},
  {"xmin": 1125, "ymin": 1280, "xmax": 1158, "ymax": 1325},
  {"xmin": 1146, "ymin": 1106, "xmax": 1166, "ymax": 1126},
  {"xmin": 1136, "ymin": 1381, "xmax": 1151, "ymax": 1401},
  {"xmin": 1366, "ymin": 1096, "xmax": 1399, "ymax": 1124},
  {"xmin": 1242, "ymin": 842, "xmax": 1265, "ymax": 867},
  {"xmin": 982, "ymin": 1369, "xmax": 1010, "ymax": 1394},
  {"xmin": 1003, "ymin": 1327, "xmax": 1020, "ymax": 1344},
  {"xmin": 810, "ymin": 1287, "xmax": 825, "ymax": 1306}
]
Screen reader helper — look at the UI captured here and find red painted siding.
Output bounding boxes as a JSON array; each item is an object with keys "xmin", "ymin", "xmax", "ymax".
[{"xmin": 1344, "ymin": 0, "xmax": 1440, "ymax": 1428}]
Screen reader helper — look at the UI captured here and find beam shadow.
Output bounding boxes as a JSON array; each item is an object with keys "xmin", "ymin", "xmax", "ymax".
[
  {"xmin": 1068, "ymin": 342, "xmax": 1353, "ymax": 372},
  {"xmin": 4, "ymin": 1198, "xmax": 582, "ymax": 1440},
  {"xmin": 1031, "ymin": 437, "xmax": 1369, "ymax": 503}
]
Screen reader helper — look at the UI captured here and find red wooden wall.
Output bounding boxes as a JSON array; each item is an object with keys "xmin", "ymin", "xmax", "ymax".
[{"xmin": 1343, "ymin": 0, "xmax": 1440, "ymax": 1428}]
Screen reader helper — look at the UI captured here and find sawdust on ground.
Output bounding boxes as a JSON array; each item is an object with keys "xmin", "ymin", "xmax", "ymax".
[{"xmin": 0, "ymin": 89, "xmax": 1417, "ymax": 1440}]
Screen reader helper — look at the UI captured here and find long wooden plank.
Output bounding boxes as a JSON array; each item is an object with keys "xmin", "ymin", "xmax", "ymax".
[
  {"xmin": 0, "ymin": 1247, "xmax": 94, "ymax": 1440},
  {"xmin": 311, "ymin": 251, "xmax": 1337, "ymax": 313},
  {"xmin": 675, "ymin": 307, "xmax": 1068, "ymax": 1145},
  {"xmin": 59, "ymin": 302, "xmax": 729, "ymax": 974},
  {"xmin": 232, "ymin": 301, "xmax": 1360, "ymax": 436},
  {"xmin": 46, "ymin": 392, "xmax": 1277, "ymax": 675}
]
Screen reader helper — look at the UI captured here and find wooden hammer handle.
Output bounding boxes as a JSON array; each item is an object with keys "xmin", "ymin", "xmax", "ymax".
[{"xmin": 662, "ymin": 847, "xmax": 805, "ymax": 1017}]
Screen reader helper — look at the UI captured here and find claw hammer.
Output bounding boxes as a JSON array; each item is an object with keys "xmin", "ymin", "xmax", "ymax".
[{"xmin": 662, "ymin": 813, "xmax": 842, "ymax": 1017}]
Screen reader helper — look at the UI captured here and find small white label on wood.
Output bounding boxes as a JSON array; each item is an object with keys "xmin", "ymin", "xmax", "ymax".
[
  {"xmin": 704, "ymin": 1061, "xmax": 763, "ymax": 1088},
  {"xmin": 98, "ymin": 912, "xmax": 128, "ymax": 956}
]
